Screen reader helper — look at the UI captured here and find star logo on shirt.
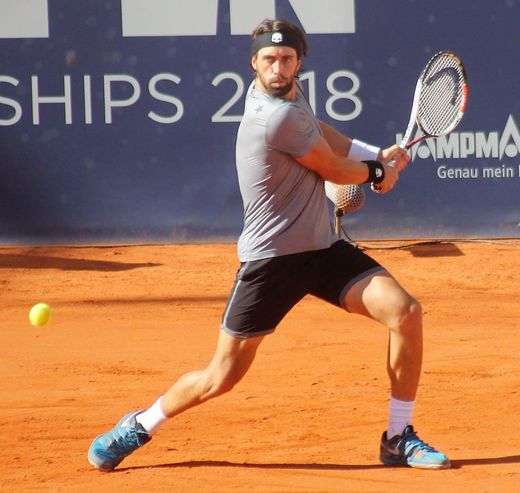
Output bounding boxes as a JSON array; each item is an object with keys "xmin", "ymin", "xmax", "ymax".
[{"xmin": 255, "ymin": 105, "xmax": 264, "ymax": 114}]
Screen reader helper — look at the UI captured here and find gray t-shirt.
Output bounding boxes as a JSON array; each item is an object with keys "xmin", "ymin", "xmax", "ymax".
[{"xmin": 235, "ymin": 82, "xmax": 335, "ymax": 261}]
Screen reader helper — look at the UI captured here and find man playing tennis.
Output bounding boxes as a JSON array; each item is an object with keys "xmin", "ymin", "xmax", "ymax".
[{"xmin": 88, "ymin": 18, "xmax": 450, "ymax": 471}]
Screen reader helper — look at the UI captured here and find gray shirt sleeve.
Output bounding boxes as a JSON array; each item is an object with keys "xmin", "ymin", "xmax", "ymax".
[{"xmin": 265, "ymin": 104, "xmax": 319, "ymax": 157}]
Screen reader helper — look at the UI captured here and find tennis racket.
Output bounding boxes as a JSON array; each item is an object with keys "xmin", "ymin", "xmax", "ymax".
[{"xmin": 397, "ymin": 50, "xmax": 469, "ymax": 153}]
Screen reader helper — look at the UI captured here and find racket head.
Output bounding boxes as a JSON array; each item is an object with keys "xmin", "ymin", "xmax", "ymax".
[{"xmin": 414, "ymin": 51, "xmax": 469, "ymax": 141}]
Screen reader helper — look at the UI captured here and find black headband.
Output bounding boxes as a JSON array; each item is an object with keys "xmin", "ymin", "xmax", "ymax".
[{"xmin": 252, "ymin": 30, "xmax": 302, "ymax": 57}]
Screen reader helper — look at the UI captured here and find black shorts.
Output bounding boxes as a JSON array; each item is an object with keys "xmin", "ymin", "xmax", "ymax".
[{"xmin": 221, "ymin": 240, "xmax": 384, "ymax": 338}]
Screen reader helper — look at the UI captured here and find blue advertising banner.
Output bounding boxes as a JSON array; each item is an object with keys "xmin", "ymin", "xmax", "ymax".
[{"xmin": 1, "ymin": 0, "xmax": 519, "ymax": 244}]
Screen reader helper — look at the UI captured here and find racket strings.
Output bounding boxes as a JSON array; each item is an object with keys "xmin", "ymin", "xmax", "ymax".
[{"xmin": 417, "ymin": 55, "xmax": 466, "ymax": 136}]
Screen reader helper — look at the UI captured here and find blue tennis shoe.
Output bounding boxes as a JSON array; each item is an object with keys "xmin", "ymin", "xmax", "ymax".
[
  {"xmin": 380, "ymin": 425, "xmax": 451, "ymax": 469},
  {"xmin": 88, "ymin": 411, "xmax": 151, "ymax": 471}
]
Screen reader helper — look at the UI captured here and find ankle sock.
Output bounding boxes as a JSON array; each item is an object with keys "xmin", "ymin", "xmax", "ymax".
[
  {"xmin": 387, "ymin": 397, "xmax": 415, "ymax": 439},
  {"xmin": 135, "ymin": 396, "xmax": 168, "ymax": 435}
]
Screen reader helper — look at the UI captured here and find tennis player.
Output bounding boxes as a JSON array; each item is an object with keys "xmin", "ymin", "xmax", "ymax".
[{"xmin": 88, "ymin": 18, "xmax": 450, "ymax": 471}]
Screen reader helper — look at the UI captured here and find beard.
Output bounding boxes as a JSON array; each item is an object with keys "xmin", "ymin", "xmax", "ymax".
[{"xmin": 258, "ymin": 73, "xmax": 295, "ymax": 98}]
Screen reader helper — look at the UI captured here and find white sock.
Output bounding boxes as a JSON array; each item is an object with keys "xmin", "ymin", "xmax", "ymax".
[
  {"xmin": 387, "ymin": 397, "xmax": 415, "ymax": 439},
  {"xmin": 135, "ymin": 396, "xmax": 168, "ymax": 435}
]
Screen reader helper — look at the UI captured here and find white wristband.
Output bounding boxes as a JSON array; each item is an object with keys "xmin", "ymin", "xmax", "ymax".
[{"xmin": 348, "ymin": 139, "xmax": 380, "ymax": 162}]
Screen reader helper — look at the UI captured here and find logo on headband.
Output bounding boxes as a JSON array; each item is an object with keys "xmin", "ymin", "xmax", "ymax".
[{"xmin": 271, "ymin": 32, "xmax": 283, "ymax": 44}]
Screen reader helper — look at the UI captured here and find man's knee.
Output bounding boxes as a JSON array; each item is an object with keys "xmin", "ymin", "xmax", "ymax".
[
  {"xmin": 390, "ymin": 296, "xmax": 422, "ymax": 335},
  {"xmin": 201, "ymin": 332, "xmax": 262, "ymax": 400}
]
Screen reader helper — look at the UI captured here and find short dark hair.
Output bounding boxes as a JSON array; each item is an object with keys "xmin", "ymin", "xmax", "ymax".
[{"xmin": 251, "ymin": 19, "xmax": 308, "ymax": 58}]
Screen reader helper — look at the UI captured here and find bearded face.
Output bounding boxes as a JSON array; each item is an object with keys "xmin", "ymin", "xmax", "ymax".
[{"xmin": 252, "ymin": 46, "xmax": 301, "ymax": 99}]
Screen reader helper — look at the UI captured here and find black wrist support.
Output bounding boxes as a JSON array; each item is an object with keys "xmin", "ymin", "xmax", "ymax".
[{"xmin": 363, "ymin": 160, "xmax": 385, "ymax": 184}]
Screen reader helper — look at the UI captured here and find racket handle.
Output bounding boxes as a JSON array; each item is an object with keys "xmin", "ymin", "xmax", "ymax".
[{"xmin": 388, "ymin": 141, "xmax": 409, "ymax": 168}]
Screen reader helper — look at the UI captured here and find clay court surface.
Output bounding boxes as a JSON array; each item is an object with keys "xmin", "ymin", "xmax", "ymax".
[{"xmin": 1, "ymin": 240, "xmax": 519, "ymax": 492}]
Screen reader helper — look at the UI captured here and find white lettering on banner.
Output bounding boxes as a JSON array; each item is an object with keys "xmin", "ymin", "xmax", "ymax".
[
  {"xmin": 31, "ymin": 75, "xmax": 72, "ymax": 125},
  {"xmin": 482, "ymin": 165, "xmax": 514, "ymax": 178},
  {"xmin": 148, "ymin": 74, "xmax": 184, "ymax": 124},
  {"xmin": 437, "ymin": 166, "xmax": 479, "ymax": 179},
  {"xmin": 397, "ymin": 114, "xmax": 520, "ymax": 162},
  {"xmin": 121, "ymin": 0, "xmax": 218, "ymax": 36},
  {"xmin": 0, "ymin": 70, "xmax": 361, "ymax": 125},
  {"xmin": 292, "ymin": 71, "xmax": 362, "ymax": 121},
  {"xmin": 0, "ymin": 0, "xmax": 49, "ymax": 38},
  {"xmin": 0, "ymin": 0, "xmax": 355, "ymax": 39},
  {"xmin": 0, "ymin": 73, "xmax": 185, "ymax": 125},
  {"xmin": 288, "ymin": 0, "xmax": 355, "ymax": 34},
  {"xmin": 211, "ymin": 73, "xmax": 244, "ymax": 123},
  {"xmin": 104, "ymin": 75, "xmax": 141, "ymax": 124},
  {"xmin": 84, "ymin": 76, "xmax": 93, "ymax": 124},
  {"xmin": 229, "ymin": 0, "xmax": 275, "ymax": 35},
  {"xmin": 437, "ymin": 164, "xmax": 516, "ymax": 180},
  {"xmin": 122, "ymin": 0, "xmax": 355, "ymax": 37},
  {"xmin": 228, "ymin": 0, "xmax": 355, "ymax": 35},
  {"xmin": 325, "ymin": 70, "xmax": 362, "ymax": 121},
  {"xmin": 0, "ymin": 76, "xmax": 22, "ymax": 125}
]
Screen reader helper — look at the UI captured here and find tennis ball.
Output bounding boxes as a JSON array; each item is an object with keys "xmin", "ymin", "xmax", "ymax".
[{"xmin": 29, "ymin": 303, "xmax": 52, "ymax": 327}]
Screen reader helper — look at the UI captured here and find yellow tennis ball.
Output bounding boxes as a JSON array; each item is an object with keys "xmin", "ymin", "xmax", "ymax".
[{"xmin": 29, "ymin": 303, "xmax": 52, "ymax": 327}]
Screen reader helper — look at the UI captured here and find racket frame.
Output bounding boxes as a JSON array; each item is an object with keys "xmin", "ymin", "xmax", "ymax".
[{"xmin": 399, "ymin": 51, "xmax": 469, "ymax": 150}]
